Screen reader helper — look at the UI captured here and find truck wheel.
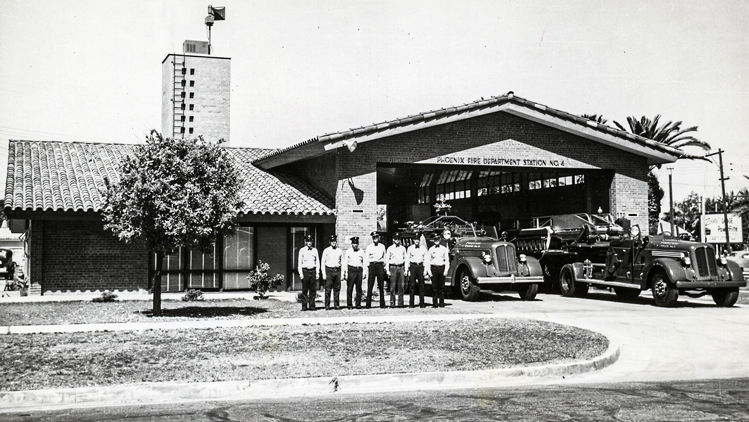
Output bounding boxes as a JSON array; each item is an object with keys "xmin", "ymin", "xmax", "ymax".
[
  {"xmin": 711, "ymin": 288, "xmax": 739, "ymax": 307},
  {"xmin": 614, "ymin": 287, "xmax": 640, "ymax": 301},
  {"xmin": 517, "ymin": 283, "xmax": 538, "ymax": 301},
  {"xmin": 459, "ymin": 271, "xmax": 480, "ymax": 301},
  {"xmin": 651, "ymin": 272, "xmax": 678, "ymax": 307},
  {"xmin": 559, "ymin": 268, "xmax": 576, "ymax": 297}
]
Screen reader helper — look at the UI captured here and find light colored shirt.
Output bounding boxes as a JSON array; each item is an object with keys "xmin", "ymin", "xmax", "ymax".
[
  {"xmin": 298, "ymin": 246, "xmax": 320, "ymax": 278},
  {"xmin": 321, "ymin": 246, "xmax": 343, "ymax": 278},
  {"xmin": 343, "ymin": 247, "xmax": 366, "ymax": 279},
  {"xmin": 364, "ymin": 242, "xmax": 386, "ymax": 265},
  {"xmin": 426, "ymin": 244, "xmax": 450, "ymax": 276},
  {"xmin": 406, "ymin": 244, "xmax": 427, "ymax": 266},
  {"xmin": 345, "ymin": 248, "xmax": 365, "ymax": 268},
  {"xmin": 386, "ymin": 244, "xmax": 407, "ymax": 266}
]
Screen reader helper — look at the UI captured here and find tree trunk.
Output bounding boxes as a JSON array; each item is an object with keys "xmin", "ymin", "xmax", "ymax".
[{"xmin": 153, "ymin": 252, "xmax": 163, "ymax": 316}]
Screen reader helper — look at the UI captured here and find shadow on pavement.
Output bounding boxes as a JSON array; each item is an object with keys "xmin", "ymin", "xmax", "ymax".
[{"xmin": 138, "ymin": 306, "xmax": 270, "ymax": 318}]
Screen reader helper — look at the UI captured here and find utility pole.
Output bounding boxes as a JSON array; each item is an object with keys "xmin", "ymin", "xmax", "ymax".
[
  {"xmin": 668, "ymin": 167, "xmax": 674, "ymax": 237},
  {"xmin": 706, "ymin": 149, "xmax": 731, "ymax": 254}
]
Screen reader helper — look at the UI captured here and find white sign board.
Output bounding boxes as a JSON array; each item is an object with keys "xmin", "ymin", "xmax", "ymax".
[{"xmin": 702, "ymin": 213, "xmax": 743, "ymax": 243}]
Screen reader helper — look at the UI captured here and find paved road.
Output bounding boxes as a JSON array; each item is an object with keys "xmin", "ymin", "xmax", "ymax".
[
  {"xmin": 457, "ymin": 289, "xmax": 749, "ymax": 384},
  {"xmin": 7, "ymin": 378, "xmax": 748, "ymax": 421}
]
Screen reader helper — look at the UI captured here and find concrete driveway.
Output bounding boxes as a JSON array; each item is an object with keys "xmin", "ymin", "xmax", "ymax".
[{"xmin": 446, "ymin": 289, "xmax": 749, "ymax": 384}]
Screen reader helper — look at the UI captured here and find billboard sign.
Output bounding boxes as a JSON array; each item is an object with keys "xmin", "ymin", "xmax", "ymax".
[{"xmin": 702, "ymin": 213, "xmax": 743, "ymax": 244}]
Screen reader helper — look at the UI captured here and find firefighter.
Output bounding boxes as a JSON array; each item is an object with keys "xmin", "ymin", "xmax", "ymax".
[
  {"xmin": 364, "ymin": 231, "xmax": 387, "ymax": 308},
  {"xmin": 426, "ymin": 233, "xmax": 450, "ymax": 307},
  {"xmin": 297, "ymin": 234, "xmax": 320, "ymax": 311},
  {"xmin": 386, "ymin": 233, "xmax": 407, "ymax": 307},
  {"xmin": 321, "ymin": 234, "xmax": 343, "ymax": 310},
  {"xmin": 343, "ymin": 236, "xmax": 365, "ymax": 309},
  {"xmin": 406, "ymin": 233, "xmax": 428, "ymax": 308}
]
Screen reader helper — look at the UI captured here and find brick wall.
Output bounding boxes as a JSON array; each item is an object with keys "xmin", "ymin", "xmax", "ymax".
[
  {"xmin": 289, "ymin": 110, "xmax": 650, "ymax": 249},
  {"xmin": 31, "ymin": 220, "xmax": 149, "ymax": 293}
]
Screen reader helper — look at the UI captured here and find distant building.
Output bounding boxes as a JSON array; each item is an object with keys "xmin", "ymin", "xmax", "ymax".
[{"xmin": 161, "ymin": 44, "xmax": 230, "ymax": 145}]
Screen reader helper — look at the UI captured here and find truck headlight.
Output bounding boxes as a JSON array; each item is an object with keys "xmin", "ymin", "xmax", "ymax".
[
  {"xmin": 483, "ymin": 253, "xmax": 492, "ymax": 264},
  {"xmin": 680, "ymin": 254, "xmax": 691, "ymax": 267},
  {"xmin": 519, "ymin": 254, "xmax": 527, "ymax": 263}
]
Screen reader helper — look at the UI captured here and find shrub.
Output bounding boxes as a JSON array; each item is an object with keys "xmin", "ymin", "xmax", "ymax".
[
  {"xmin": 92, "ymin": 291, "xmax": 118, "ymax": 302},
  {"xmin": 182, "ymin": 289, "xmax": 204, "ymax": 302},
  {"xmin": 247, "ymin": 261, "xmax": 284, "ymax": 299}
]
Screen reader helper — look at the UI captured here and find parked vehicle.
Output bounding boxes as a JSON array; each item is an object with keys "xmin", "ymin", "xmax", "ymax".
[
  {"xmin": 397, "ymin": 214, "xmax": 544, "ymax": 301},
  {"xmin": 558, "ymin": 225, "xmax": 746, "ymax": 307},
  {"xmin": 726, "ymin": 250, "xmax": 749, "ymax": 280},
  {"xmin": 511, "ymin": 213, "xmax": 625, "ymax": 291}
]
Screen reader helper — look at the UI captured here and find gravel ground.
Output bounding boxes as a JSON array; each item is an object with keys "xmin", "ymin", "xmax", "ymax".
[{"xmin": 0, "ymin": 318, "xmax": 608, "ymax": 391}]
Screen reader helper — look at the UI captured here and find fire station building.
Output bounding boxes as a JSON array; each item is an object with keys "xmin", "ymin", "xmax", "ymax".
[{"xmin": 3, "ymin": 93, "xmax": 685, "ymax": 294}]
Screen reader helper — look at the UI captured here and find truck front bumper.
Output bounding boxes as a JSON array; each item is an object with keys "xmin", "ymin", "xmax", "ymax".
[
  {"xmin": 675, "ymin": 280, "xmax": 746, "ymax": 289},
  {"xmin": 477, "ymin": 275, "xmax": 544, "ymax": 285}
]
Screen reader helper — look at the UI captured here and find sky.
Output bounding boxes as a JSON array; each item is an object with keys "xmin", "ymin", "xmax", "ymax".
[{"xmin": 1, "ymin": 0, "xmax": 748, "ymax": 213}]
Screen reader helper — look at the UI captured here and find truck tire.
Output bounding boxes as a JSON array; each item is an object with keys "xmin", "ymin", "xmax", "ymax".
[
  {"xmin": 559, "ymin": 267, "xmax": 588, "ymax": 298},
  {"xmin": 517, "ymin": 283, "xmax": 538, "ymax": 301},
  {"xmin": 651, "ymin": 272, "xmax": 678, "ymax": 307},
  {"xmin": 459, "ymin": 271, "xmax": 480, "ymax": 301},
  {"xmin": 711, "ymin": 288, "xmax": 739, "ymax": 307},
  {"xmin": 614, "ymin": 287, "xmax": 640, "ymax": 301}
]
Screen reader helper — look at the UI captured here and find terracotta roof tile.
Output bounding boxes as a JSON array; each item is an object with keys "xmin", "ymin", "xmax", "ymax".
[{"xmin": 4, "ymin": 140, "xmax": 334, "ymax": 216}]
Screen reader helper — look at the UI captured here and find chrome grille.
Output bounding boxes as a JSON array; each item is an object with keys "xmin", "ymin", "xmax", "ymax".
[
  {"xmin": 694, "ymin": 246, "xmax": 717, "ymax": 277},
  {"xmin": 495, "ymin": 244, "xmax": 518, "ymax": 274}
]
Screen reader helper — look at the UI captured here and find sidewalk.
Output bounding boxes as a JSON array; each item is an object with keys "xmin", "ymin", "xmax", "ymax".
[{"xmin": 0, "ymin": 291, "xmax": 621, "ymax": 412}]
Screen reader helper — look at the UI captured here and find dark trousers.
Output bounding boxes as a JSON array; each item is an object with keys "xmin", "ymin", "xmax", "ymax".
[
  {"xmin": 301, "ymin": 268, "xmax": 317, "ymax": 310},
  {"xmin": 324, "ymin": 266, "xmax": 341, "ymax": 309},
  {"xmin": 409, "ymin": 263, "xmax": 425, "ymax": 307},
  {"xmin": 346, "ymin": 266, "xmax": 363, "ymax": 308},
  {"xmin": 389, "ymin": 264, "xmax": 405, "ymax": 307},
  {"xmin": 366, "ymin": 262, "xmax": 386, "ymax": 308},
  {"xmin": 431, "ymin": 265, "xmax": 445, "ymax": 307}
]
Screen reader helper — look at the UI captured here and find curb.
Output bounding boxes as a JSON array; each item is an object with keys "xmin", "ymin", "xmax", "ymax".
[{"xmin": 0, "ymin": 342, "xmax": 620, "ymax": 412}]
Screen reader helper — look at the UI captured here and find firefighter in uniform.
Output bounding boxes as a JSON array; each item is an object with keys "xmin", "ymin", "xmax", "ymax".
[
  {"xmin": 365, "ymin": 231, "xmax": 387, "ymax": 308},
  {"xmin": 386, "ymin": 233, "xmax": 407, "ymax": 308},
  {"xmin": 426, "ymin": 233, "xmax": 450, "ymax": 307},
  {"xmin": 343, "ymin": 236, "xmax": 365, "ymax": 309},
  {"xmin": 298, "ymin": 234, "xmax": 320, "ymax": 311},
  {"xmin": 321, "ymin": 234, "xmax": 343, "ymax": 310},
  {"xmin": 406, "ymin": 233, "xmax": 427, "ymax": 308}
]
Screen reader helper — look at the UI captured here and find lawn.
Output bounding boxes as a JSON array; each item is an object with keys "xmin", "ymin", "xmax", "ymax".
[
  {"xmin": 0, "ymin": 297, "xmax": 481, "ymax": 326},
  {"xmin": 0, "ymin": 318, "xmax": 608, "ymax": 391}
]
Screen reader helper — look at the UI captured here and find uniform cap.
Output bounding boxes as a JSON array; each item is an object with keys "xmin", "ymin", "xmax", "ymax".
[
  {"xmin": 371, "ymin": 231, "xmax": 380, "ymax": 238},
  {"xmin": 350, "ymin": 236, "xmax": 359, "ymax": 244},
  {"xmin": 304, "ymin": 235, "xmax": 313, "ymax": 242},
  {"xmin": 329, "ymin": 234, "xmax": 337, "ymax": 242}
]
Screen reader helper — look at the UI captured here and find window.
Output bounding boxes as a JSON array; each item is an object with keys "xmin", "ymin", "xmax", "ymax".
[
  {"xmin": 189, "ymin": 116, "xmax": 194, "ymax": 122},
  {"xmin": 180, "ymin": 92, "xmax": 186, "ymax": 98},
  {"xmin": 190, "ymin": 80, "xmax": 195, "ymax": 87},
  {"xmin": 190, "ymin": 68, "xmax": 195, "ymax": 75},
  {"xmin": 180, "ymin": 127, "xmax": 185, "ymax": 134},
  {"xmin": 189, "ymin": 92, "xmax": 194, "ymax": 99},
  {"xmin": 189, "ymin": 104, "xmax": 194, "ymax": 111},
  {"xmin": 181, "ymin": 68, "xmax": 187, "ymax": 75},
  {"xmin": 181, "ymin": 80, "xmax": 186, "ymax": 87},
  {"xmin": 188, "ymin": 245, "xmax": 217, "ymax": 289},
  {"xmin": 418, "ymin": 173, "xmax": 434, "ymax": 204},
  {"xmin": 477, "ymin": 170, "xmax": 502, "ymax": 196},
  {"xmin": 575, "ymin": 174, "xmax": 585, "ymax": 184},
  {"xmin": 180, "ymin": 103, "xmax": 186, "ymax": 110},
  {"xmin": 189, "ymin": 128, "xmax": 194, "ymax": 134},
  {"xmin": 223, "ymin": 227, "xmax": 255, "ymax": 289},
  {"xmin": 558, "ymin": 176, "xmax": 573, "ymax": 186},
  {"xmin": 180, "ymin": 115, "xmax": 186, "ymax": 122}
]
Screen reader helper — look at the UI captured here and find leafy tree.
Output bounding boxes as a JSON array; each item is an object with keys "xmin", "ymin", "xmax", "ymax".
[
  {"xmin": 103, "ymin": 131, "xmax": 243, "ymax": 315},
  {"xmin": 662, "ymin": 192, "xmax": 702, "ymax": 239},
  {"xmin": 648, "ymin": 171, "xmax": 665, "ymax": 235}
]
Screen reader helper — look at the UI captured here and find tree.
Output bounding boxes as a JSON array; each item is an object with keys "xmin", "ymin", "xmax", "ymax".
[
  {"xmin": 648, "ymin": 171, "xmax": 665, "ymax": 235},
  {"xmin": 103, "ymin": 131, "xmax": 243, "ymax": 315},
  {"xmin": 581, "ymin": 114, "xmax": 608, "ymax": 125},
  {"xmin": 613, "ymin": 115, "xmax": 710, "ymax": 151},
  {"xmin": 662, "ymin": 192, "xmax": 702, "ymax": 239},
  {"xmin": 613, "ymin": 115, "xmax": 710, "ymax": 234}
]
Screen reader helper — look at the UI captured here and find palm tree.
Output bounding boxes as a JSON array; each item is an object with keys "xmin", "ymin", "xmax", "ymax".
[
  {"xmin": 581, "ymin": 114, "xmax": 608, "ymax": 125},
  {"xmin": 613, "ymin": 115, "xmax": 710, "ymax": 235},
  {"xmin": 613, "ymin": 115, "xmax": 710, "ymax": 151}
]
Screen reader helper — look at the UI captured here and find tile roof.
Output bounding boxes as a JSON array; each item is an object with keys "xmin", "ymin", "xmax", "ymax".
[
  {"xmin": 254, "ymin": 92, "xmax": 687, "ymax": 167},
  {"xmin": 4, "ymin": 140, "xmax": 335, "ymax": 216}
]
